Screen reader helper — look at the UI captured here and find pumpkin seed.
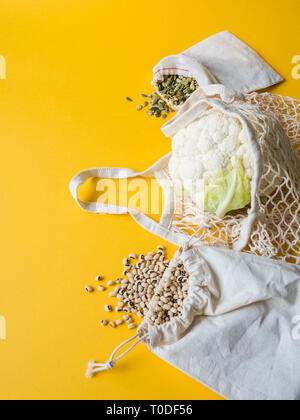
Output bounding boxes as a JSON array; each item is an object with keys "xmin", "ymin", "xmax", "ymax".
[{"xmin": 157, "ymin": 75, "xmax": 199, "ymax": 107}]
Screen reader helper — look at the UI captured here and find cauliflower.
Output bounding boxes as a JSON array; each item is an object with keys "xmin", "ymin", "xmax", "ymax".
[{"xmin": 169, "ymin": 109, "xmax": 254, "ymax": 217}]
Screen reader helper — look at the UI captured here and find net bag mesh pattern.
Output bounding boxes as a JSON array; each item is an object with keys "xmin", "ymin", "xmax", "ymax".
[{"xmin": 167, "ymin": 93, "xmax": 300, "ymax": 264}]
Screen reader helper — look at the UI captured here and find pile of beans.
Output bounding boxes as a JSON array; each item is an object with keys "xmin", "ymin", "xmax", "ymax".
[
  {"xmin": 146, "ymin": 258, "xmax": 189, "ymax": 326},
  {"xmin": 85, "ymin": 246, "xmax": 190, "ymax": 329}
]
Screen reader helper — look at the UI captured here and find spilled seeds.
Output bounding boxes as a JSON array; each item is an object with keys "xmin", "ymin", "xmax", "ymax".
[
  {"xmin": 86, "ymin": 246, "xmax": 190, "ymax": 330},
  {"xmin": 125, "ymin": 92, "xmax": 175, "ymax": 119}
]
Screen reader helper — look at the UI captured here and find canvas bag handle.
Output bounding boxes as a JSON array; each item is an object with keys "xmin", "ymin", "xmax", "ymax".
[{"xmin": 69, "ymin": 153, "xmax": 185, "ymax": 246}]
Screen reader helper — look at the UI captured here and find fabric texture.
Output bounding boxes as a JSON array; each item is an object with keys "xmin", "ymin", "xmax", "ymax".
[
  {"xmin": 139, "ymin": 244, "xmax": 300, "ymax": 401},
  {"xmin": 153, "ymin": 31, "xmax": 284, "ymax": 109}
]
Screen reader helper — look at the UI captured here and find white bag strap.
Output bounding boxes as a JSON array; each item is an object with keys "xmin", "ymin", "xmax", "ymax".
[{"xmin": 69, "ymin": 153, "xmax": 185, "ymax": 246}]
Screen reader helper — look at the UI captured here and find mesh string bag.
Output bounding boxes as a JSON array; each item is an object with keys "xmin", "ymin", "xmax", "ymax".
[
  {"xmin": 162, "ymin": 85, "xmax": 300, "ymax": 264},
  {"xmin": 70, "ymin": 85, "xmax": 300, "ymax": 264}
]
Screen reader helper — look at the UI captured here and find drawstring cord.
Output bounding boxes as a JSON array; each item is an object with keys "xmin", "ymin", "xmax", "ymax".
[
  {"xmin": 182, "ymin": 224, "xmax": 213, "ymax": 252},
  {"xmin": 86, "ymin": 333, "xmax": 147, "ymax": 378}
]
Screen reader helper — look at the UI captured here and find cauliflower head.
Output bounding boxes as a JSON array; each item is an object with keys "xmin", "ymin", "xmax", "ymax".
[{"xmin": 169, "ymin": 109, "xmax": 254, "ymax": 217}]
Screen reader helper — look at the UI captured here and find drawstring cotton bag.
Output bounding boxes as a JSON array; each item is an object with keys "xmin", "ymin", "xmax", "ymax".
[
  {"xmin": 86, "ymin": 234, "xmax": 300, "ymax": 401},
  {"xmin": 139, "ymin": 242, "xmax": 300, "ymax": 401},
  {"xmin": 152, "ymin": 31, "xmax": 284, "ymax": 109}
]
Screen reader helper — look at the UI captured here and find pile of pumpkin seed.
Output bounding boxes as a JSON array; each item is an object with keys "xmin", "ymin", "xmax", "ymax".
[
  {"xmin": 86, "ymin": 246, "xmax": 190, "ymax": 328},
  {"xmin": 126, "ymin": 93, "xmax": 174, "ymax": 119},
  {"xmin": 157, "ymin": 75, "xmax": 199, "ymax": 107}
]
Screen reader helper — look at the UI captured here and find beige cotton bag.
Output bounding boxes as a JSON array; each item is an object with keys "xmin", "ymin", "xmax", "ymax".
[
  {"xmin": 152, "ymin": 31, "xmax": 284, "ymax": 109},
  {"xmin": 86, "ymin": 235, "xmax": 300, "ymax": 401}
]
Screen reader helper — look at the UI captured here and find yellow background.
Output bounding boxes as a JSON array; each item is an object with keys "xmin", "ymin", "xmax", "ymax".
[{"xmin": 0, "ymin": 0, "xmax": 299, "ymax": 400}]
